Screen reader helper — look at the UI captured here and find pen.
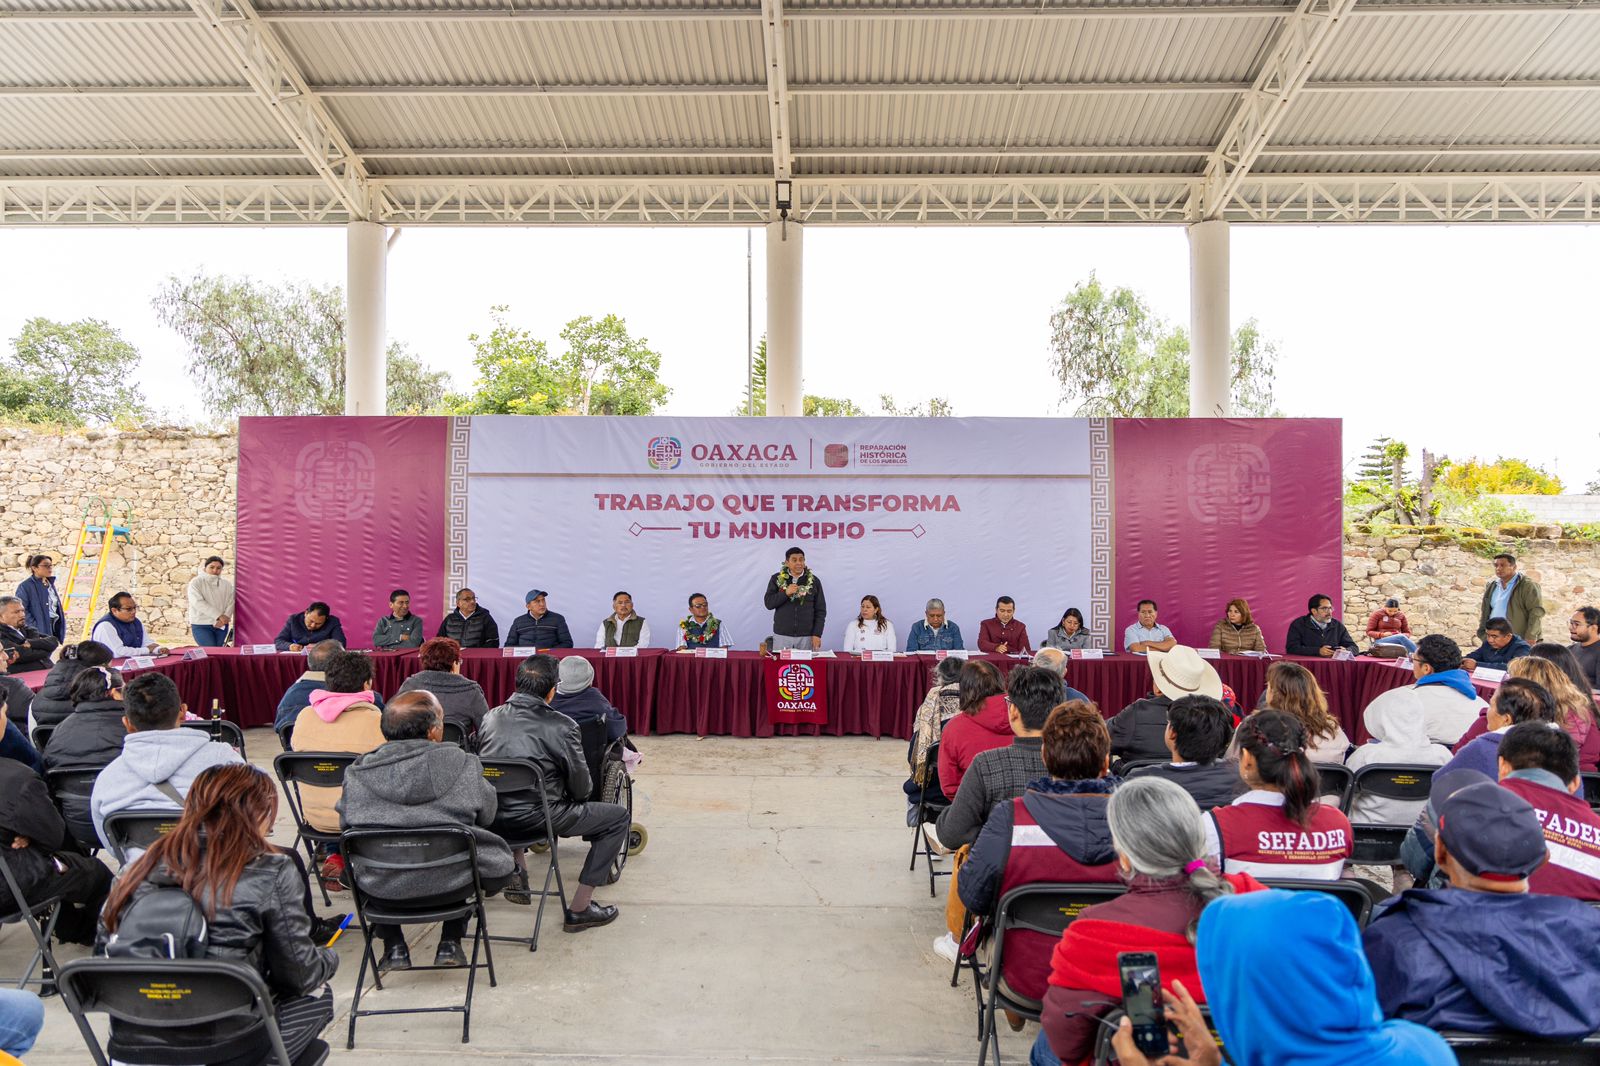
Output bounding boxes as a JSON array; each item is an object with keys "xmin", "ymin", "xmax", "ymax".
[{"xmin": 325, "ymin": 913, "xmax": 354, "ymax": 947}]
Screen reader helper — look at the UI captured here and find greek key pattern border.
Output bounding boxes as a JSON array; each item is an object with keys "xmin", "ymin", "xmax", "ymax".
[
  {"xmin": 445, "ymin": 416, "xmax": 470, "ymax": 613},
  {"xmin": 1088, "ymin": 418, "xmax": 1113, "ymax": 637}
]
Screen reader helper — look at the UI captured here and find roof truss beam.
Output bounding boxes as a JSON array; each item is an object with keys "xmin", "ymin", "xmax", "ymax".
[{"xmin": 759, "ymin": 0, "xmax": 793, "ymax": 187}]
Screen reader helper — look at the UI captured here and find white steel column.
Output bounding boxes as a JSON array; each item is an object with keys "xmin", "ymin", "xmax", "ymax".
[
  {"xmin": 765, "ymin": 220, "xmax": 803, "ymax": 417},
  {"xmin": 1187, "ymin": 219, "xmax": 1231, "ymax": 418},
  {"xmin": 345, "ymin": 220, "xmax": 387, "ymax": 416}
]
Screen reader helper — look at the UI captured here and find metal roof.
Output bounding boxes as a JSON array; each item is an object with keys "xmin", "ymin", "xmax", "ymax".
[{"xmin": 2, "ymin": 0, "xmax": 1598, "ymax": 225}]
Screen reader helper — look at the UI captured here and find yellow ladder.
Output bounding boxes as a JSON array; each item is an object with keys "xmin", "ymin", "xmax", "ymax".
[{"xmin": 60, "ymin": 497, "xmax": 136, "ymax": 641}]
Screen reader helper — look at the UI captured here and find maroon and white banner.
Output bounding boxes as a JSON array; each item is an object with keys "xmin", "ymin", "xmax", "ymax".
[{"xmin": 763, "ymin": 657, "xmax": 829, "ymax": 726}]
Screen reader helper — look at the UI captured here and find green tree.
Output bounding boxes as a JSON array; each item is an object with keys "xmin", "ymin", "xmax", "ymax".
[
  {"xmin": 153, "ymin": 274, "xmax": 448, "ymax": 416},
  {"xmin": 880, "ymin": 394, "xmax": 955, "ymax": 417},
  {"xmin": 2, "ymin": 317, "xmax": 147, "ymax": 425},
  {"xmin": 1047, "ymin": 274, "xmax": 1279, "ymax": 417},
  {"xmin": 445, "ymin": 307, "xmax": 564, "ymax": 415},
  {"xmin": 1439, "ymin": 458, "xmax": 1563, "ymax": 496},
  {"xmin": 557, "ymin": 314, "xmax": 670, "ymax": 416},
  {"xmin": 740, "ymin": 337, "xmax": 866, "ymax": 416}
]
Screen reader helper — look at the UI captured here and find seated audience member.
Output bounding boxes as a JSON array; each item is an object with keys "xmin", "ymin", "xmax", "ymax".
[
  {"xmin": 840, "ymin": 595, "xmax": 892, "ymax": 654},
  {"xmin": 504, "ymin": 589, "xmax": 575, "ymax": 650},
  {"xmin": 955, "ymin": 703, "xmax": 1119, "ymax": 999},
  {"xmin": 594, "ymin": 591, "xmax": 650, "ymax": 649},
  {"xmin": 905, "ymin": 598, "xmax": 963, "ymax": 652},
  {"xmin": 97, "ymin": 765, "xmax": 337, "ymax": 1064},
  {"xmin": 438, "ymin": 588, "xmax": 499, "ymax": 648},
  {"xmin": 1208, "ymin": 598, "xmax": 1266, "ymax": 654},
  {"xmin": 1124, "ymin": 600, "xmax": 1176, "ymax": 654},
  {"xmin": 1037, "ymin": 777, "xmax": 1264, "ymax": 1066},
  {"xmin": 978, "ymin": 596, "xmax": 1032, "ymax": 655},
  {"xmin": 290, "ymin": 650, "xmax": 385, "ymax": 889},
  {"xmin": 0, "ymin": 749, "xmax": 112, "ymax": 948},
  {"xmin": 930, "ymin": 667, "xmax": 1060, "ymax": 851},
  {"xmin": 1127, "ymin": 695, "xmax": 1242, "ymax": 810},
  {"xmin": 338, "ymin": 692, "xmax": 517, "ymax": 972},
  {"xmin": 1443, "ymin": 676, "xmax": 1559, "ymax": 778},
  {"xmin": 16, "ymin": 553, "xmax": 65, "ymax": 644},
  {"xmin": 1284, "ymin": 593, "xmax": 1358, "ymax": 658},
  {"xmin": 1497, "ymin": 721, "xmax": 1600, "ymax": 902},
  {"xmin": 479, "ymin": 655, "xmax": 629, "ymax": 931},
  {"xmin": 1365, "ymin": 598, "xmax": 1416, "ymax": 653},
  {"xmin": 90, "ymin": 673, "xmax": 242, "ymax": 848},
  {"xmin": 1462, "ymin": 616, "xmax": 1532, "ymax": 672},
  {"xmin": 1360, "ymin": 633, "xmax": 1486, "ymax": 746},
  {"xmin": 935, "ymin": 660, "xmax": 1010, "ymax": 800},
  {"xmin": 0, "ymin": 648, "xmax": 35, "ymax": 733},
  {"xmin": 1345, "ymin": 689, "xmax": 1453, "ymax": 824},
  {"xmin": 274, "ymin": 640, "xmax": 346, "ymax": 738},
  {"xmin": 371, "ymin": 589, "xmax": 424, "ymax": 650},
  {"xmin": 679, "ymin": 592, "xmax": 735, "ymax": 650},
  {"xmin": 1109, "ymin": 646, "xmax": 1222, "ymax": 769},
  {"xmin": 1517, "ymin": 647, "xmax": 1600, "ymax": 770},
  {"xmin": 274, "ymin": 600, "xmax": 346, "ymax": 653},
  {"xmin": 1204, "ymin": 711, "xmax": 1353, "ymax": 880},
  {"xmin": 1363, "ymin": 771, "xmax": 1600, "ymax": 1040},
  {"xmin": 90, "ymin": 592, "xmax": 168, "ymax": 659},
  {"xmin": 1252, "ymin": 660, "xmax": 1350, "ymax": 764},
  {"xmin": 186, "ymin": 555, "xmax": 234, "ymax": 648},
  {"xmin": 1570, "ymin": 606, "xmax": 1600, "ymax": 689},
  {"xmin": 0, "ymin": 688, "xmax": 41, "ymax": 774},
  {"xmin": 0, "ymin": 595, "xmax": 59, "ymax": 670},
  {"xmin": 1107, "ymin": 891, "xmax": 1454, "ymax": 1066},
  {"xmin": 1030, "ymin": 647, "xmax": 1090, "ymax": 704},
  {"xmin": 28, "ymin": 640, "xmax": 112, "ymax": 728},
  {"xmin": 1043, "ymin": 608, "xmax": 1093, "ymax": 652},
  {"xmin": 43, "ymin": 666, "xmax": 131, "ymax": 848},
  {"xmin": 394, "ymin": 637, "xmax": 491, "ymax": 740},
  {"xmin": 905, "ymin": 658, "xmax": 964, "ymax": 804},
  {"xmin": 552, "ymin": 656, "xmax": 627, "ymax": 743}
]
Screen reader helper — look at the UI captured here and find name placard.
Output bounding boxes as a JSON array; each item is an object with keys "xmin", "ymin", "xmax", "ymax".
[
  {"xmin": 779, "ymin": 648, "xmax": 813, "ymax": 660},
  {"xmin": 123, "ymin": 656, "xmax": 156, "ymax": 669},
  {"xmin": 503, "ymin": 646, "xmax": 538, "ymax": 657},
  {"xmin": 1070, "ymin": 649, "xmax": 1105, "ymax": 660},
  {"xmin": 241, "ymin": 644, "xmax": 278, "ymax": 655},
  {"xmin": 1195, "ymin": 648, "xmax": 1222, "ymax": 659},
  {"xmin": 935, "ymin": 649, "xmax": 970, "ymax": 660},
  {"xmin": 695, "ymin": 647, "xmax": 729, "ymax": 659},
  {"xmin": 864, "ymin": 650, "xmax": 896, "ymax": 662},
  {"xmin": 604, "ymin": 646, "xmax": 639, "ymax": 658},
  {"xmin": 181, "ymin": 648, "xmax": 208, "ymax": 662},
  {"xmin": 1471, "ymin": 666, "xmax": 1508, "ymax": 683}
]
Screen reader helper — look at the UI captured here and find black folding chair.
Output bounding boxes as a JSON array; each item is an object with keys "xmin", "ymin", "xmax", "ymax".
[
  {"xmin": 1115, "ymin": 758, "xmax": 1170, "ymax": 776},
  {"xmin": 0, "ymin": 846, "xmax": 65, "ymax": 995},
  {"xmin": 45, "ymin": 766, "xmax": 104, "ymax": 853},
  {"xmin": 1443, "ymin": 1030, "xmax": 1600, "ymax": 1066},
  {"xmin": 977, "ymin": 882, "xmax": 1127, "ymax": 1066},
  {"xmin": 1347, "ymin": 764, "xmax": 1436, "ymax": 865},
  {"xmin": 30, "ymin": 724, "xmax": 54, "ymax": 753},
  {"xmin": 272, "ymin": 752, "xmax": 358, "ymax": 907},
  {"xmin": 1312, "ymin": 763, "xmax": 1355, "ymax": 810},
  {"xmin": 479, "ymin": 758, "xmax": 567, "ymax": 951},
  {"xmin": 340, "ymin": 826, "xmax": 497, "ymax": 1049},
  {"xmin": 277, "ymin": 723, "xmax": 296, "ymax": 752},
  {"xmin": 101, "ymin": 808, "xmax": 185, "ymax": 866},
  {"xmin": 59, "ymin": 956, "xmax": 330, "ymax": 1066},
  {"xmin": 1580, "ymin": 772, "xmax": 1600, "ymax": 811},
  {"xmin": 1257, "ymin": 877, "xmax": 1386, "ymax": 929},
  {"xmin": 441, "ymin": 721, "xmax": 469, "ymax": 749},
  {"xmin": 909, "ymin": 740, "xmax": 954, "ymax": 897},
  {"xmin": 181, "ymin": 719, "xmax": 247, "ymax": 757}
]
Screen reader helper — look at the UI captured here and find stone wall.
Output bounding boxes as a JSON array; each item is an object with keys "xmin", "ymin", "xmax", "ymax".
[
  {"xmin": 1342, "ymin": 531, "xmax": 1598, "ymax": 647},
  {"xmin": 1, "ymin": 424, "xmax": 236, "ymax": 645}
]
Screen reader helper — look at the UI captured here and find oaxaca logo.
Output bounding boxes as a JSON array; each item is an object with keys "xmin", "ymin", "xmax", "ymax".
[
  {"xmin": 646, "ymin": 436, "xmax": 683, "ymax": 470},
  {"xmin": 293, "ymin": 440, "xmax": 375, "ymax": 522},
  {"xmin": 777, "ymin": 663, "xmax": 815, "ymax": 702}
]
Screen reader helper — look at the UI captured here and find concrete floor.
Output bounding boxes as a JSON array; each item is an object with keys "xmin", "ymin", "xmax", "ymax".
[{"xmin": 12, "ymin": 732, "xmax": 1036, "ymax": 1065}]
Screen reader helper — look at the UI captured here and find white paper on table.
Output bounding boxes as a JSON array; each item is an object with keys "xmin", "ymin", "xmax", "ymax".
[{"xmin": 1471, "ymin": 666, "xmax": 1508, "ymax": 683}]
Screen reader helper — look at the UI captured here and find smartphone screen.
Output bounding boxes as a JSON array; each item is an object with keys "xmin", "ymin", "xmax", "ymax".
[{"xmin": 1117, "ymin": 951, "xmax": 1169, "ymax": 1057}]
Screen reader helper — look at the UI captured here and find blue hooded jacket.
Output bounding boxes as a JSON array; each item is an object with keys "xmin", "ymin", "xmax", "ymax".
[
  {"xmin": 1363, "ymin": 888, "xmax": 1600, "ymax": 1039},
  {"xmin": 1198, "ymin": 891, "xmax": 1454, "ymax": 1066}
]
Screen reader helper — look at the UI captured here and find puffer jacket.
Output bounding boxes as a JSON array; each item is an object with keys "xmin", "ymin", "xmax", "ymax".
[
  {"xmin": 0, "ymin": 674, "xmax": 33, "ymax": 731},
  {"xmin": 29, "ymin": 657, "xmax": 89, "ymax": 728},
  {"xmin": 43, "ymin": 698, "xmax": 130, "ymax": 846},
  {"xmin": 395, "ymin": 670, "xmax": 492, "ymax": 735},
  {"xmin": 437, "ymin": 608, "xmax": 499, "ymax": 650},
  {"xmin": 96, "ymin": 851, "xmax": 338, "ymax": 1061},
  {"xmin": 477, "ymin": 692, "xmax": 591, "ymax": 828},
  {"xmin": 1107, "ymin": 694, "xmax": 1174, "ymax": 764},
  {"xmin": 1209, "ymin": 620, "xmax": 1267, "ymax": 654}
]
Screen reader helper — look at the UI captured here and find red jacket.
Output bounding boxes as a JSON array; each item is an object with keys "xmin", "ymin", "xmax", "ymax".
[{"xmin": 938, "ymin": 695, "xmax": 1014, "ymax": 800}]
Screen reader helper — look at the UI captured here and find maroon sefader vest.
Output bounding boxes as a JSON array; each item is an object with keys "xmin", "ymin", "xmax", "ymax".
[
  {"xmin": 1209, "ymin": 799, "xmax": 1352, "ymax": 881},
  {"xmin": 1502, "ymin": 777, "xmax": 1600, "ymax": 902}
]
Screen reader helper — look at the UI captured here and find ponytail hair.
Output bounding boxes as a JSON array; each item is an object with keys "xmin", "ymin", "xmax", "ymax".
[
  {"xmin": 63, "ymin": 640, "xmax": 114, "ymax": 668},
  {"xmin": 1236, "ymin": 709, "xmax": 1320, "ymax": 828},
  {"xmin": 1106, "ymin": 776, "xmax": 1235, "ymax": 943}
]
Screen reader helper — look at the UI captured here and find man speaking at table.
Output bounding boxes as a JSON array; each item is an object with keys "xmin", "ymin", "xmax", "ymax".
[{"xmin": 763, "ymin": 547, "xmax": 826, "ymax": 652}]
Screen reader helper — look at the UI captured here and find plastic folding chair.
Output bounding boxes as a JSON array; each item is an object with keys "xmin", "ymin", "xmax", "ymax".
[
  {"xmin": 1257, "ymin": 877, "xmax": 1386, "ymax": 929},
  {"xmin": 101, "ymin": 808, "xmax": 185, "ymax": 866},
  {"xmin": 1347, "ymin": 763, "xmax": 1436, "ymax": 865},
  {"xmin": 909, "ymin": 740, "xmax": 954, "ymax": 897},
  {"xmin": 44, "ymin": 766, "xmax": 103, "ymax": 853},
  {"xmin": 29, "ymin": 725, "xmax": 54, "ymax": 753},
  {"xmin": 1443, "ymin": 1029, "xmax": 1600, "ymax": 1066},
  {"xmin": 272, "ymin": 752, "xmax": 358, "ymax": 907},
  {"xmin": 1312, "ymin": 763, "xmax": 1355, "ymax": 810},
  {"xmin": 441, "ymin": 721, "xmax": 469, "ymax": 749},
  {"xmin": 0, "ymin": 846, "xmax": 65, "ymax": 995},
  {"xmin": 479, "ymin": 758, "xmax": 567, "ymax": 951},
  {"xmin": 1580, "ymin": 772, "xmax": 1600, "ymax": 811},
  {"xmin": 180, "ymin": 719, "xmax": 246, "ymax": 757}
]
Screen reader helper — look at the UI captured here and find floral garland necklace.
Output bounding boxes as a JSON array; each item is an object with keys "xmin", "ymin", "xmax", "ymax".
[
  {"xmin": 680, "ymin": 614, "xmax": 721, "ymax": 645},
  {"xmin": 774, "ymin": 567, "xmax": 816, "ymax": 602}
]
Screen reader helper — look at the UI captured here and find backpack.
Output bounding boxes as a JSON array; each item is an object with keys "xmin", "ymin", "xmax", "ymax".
[{"xmin": 104, "ymin": 870, "xmax": 209, "ymax": 961}]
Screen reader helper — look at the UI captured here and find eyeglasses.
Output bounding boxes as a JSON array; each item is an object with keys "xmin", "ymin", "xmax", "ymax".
[{"xmin": 114, "ymin": 604, "xmax": 138, "ymax": 613}]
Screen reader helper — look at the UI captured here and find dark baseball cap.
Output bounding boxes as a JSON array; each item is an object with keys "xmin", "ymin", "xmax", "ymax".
[
  {"xmin": 1434, "ymin": 773, "xmax": 1548, "ymax": 881},
  {"xmin": 525, "ymin": 589, "xmax": 547, "ymax": 603}
]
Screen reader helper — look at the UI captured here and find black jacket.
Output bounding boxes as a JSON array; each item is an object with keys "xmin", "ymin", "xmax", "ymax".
[
  {"xmin": 0, "ymin": 756, "xmax": 75, "ymax": 914},
  {"xmin": 763, "ymin": 569, "xmax": 827, "ymax": 639},
  {"xmin": 43, "ymin": 698, "xmax": 129, "ymax": 847},
  {"xmin": 273, "ymin": 613, "xmax": 346, "ymax": 652},
  {"xmin": 1285, "ymin": 614, "xmax": 1358, "ymax": 657},
  {"xmin": 1126, "ymin": 760, "xmax": 1245, "ymax": 811},
  {"xmin": 477, "ymin": 692, "xmax": 591, "ymax": 827},
  {"xmin": 29, "ymin": 657, "xmax": 87, "ymax": 728},
  {"xmin": 0, "ymin": 622, "xmax": 58, "ymax": 671},
  {"xmin": 1106, "ymin": 694, "xmax": 1173, "ymax": 763},
  {"xmin": 438, "ymin": 608, "xmax": 500, "ymax": 649},
  {"xmin": 0, "ymin": 674, "xmax": 33, "ymax": 731},
  {"xmin": 503, "ymin": 611, "xmax": 574, "ymax": 649}
]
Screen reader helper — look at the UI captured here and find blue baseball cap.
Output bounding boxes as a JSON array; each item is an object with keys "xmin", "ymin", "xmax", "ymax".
[{"xmin": 525, "ymin": 589, "xmax": 547, "ymax": 603}]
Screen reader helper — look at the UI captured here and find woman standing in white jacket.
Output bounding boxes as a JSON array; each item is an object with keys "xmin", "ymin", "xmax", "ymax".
[
  {"xmin": 842, "ymin": 595, "xmax": 898, "ymax": 654},
  {"xmin": 186, "ymin": 556, "xmax": 235, "ymax": 647}
]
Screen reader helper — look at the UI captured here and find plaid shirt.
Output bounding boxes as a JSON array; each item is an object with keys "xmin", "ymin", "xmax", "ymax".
[{"xmin": 934, "ymin": 737, "xmax": 1045, "ymax": 850}]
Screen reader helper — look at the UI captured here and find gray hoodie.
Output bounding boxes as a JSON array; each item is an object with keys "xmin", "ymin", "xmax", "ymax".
[
  {"xmin": 90, "ymin": 727, "xmax": 245, "ymax": 847},
  {"xmin": 337, "ymin": 739, "xmax": 514, "ymax": 899}
]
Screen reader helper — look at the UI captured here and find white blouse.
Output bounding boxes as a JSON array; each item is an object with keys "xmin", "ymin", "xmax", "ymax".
[{"xmin": 843, "ymin": 620, "xmax": 898, "ymax": 654}]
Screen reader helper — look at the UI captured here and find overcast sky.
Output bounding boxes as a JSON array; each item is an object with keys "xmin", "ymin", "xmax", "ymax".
[{"xmin": 1, "ymin": 223, "xmax": 1596, "ymax": 487}]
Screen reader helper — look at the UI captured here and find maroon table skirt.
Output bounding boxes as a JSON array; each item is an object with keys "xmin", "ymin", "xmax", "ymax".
[{"xmin": 16, "ymin": 647, "xmax": 1442, "ymax": 742}]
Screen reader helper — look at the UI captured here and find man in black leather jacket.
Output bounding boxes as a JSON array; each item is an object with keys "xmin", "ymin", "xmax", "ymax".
[{"xmin": 479, "ymin": 654, "xmax": 628, "ymax": 932}]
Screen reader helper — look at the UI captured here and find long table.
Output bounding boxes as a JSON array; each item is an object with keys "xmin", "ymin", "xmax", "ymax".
[{"xmin": 17, "ymin": 647, "xmax": 1452, "ymax": 744}]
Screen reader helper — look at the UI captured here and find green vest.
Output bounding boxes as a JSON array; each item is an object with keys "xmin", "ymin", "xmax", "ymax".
[{"xmin": 603, "ymin": 616, "xmax": 645, "ymax": 648}]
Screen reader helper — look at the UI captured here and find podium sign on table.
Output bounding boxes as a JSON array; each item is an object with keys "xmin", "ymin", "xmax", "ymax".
[{"xmin": 763, "ymin": 658, "xmax": 828, "ymax": 726}]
